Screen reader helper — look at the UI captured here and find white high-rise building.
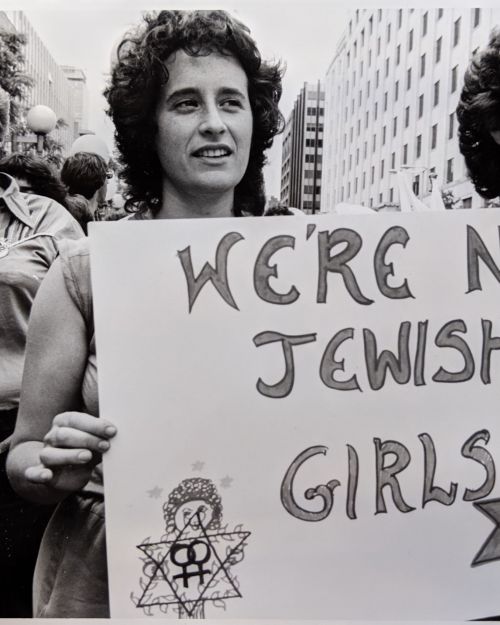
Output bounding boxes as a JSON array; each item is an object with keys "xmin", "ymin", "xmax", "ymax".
[{"xmin": 322, "ymin": 8, "xmax": 500, "ymax": 212}]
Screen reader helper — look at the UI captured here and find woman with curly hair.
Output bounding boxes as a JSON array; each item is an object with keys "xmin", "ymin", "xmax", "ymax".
[
  {"xmin": 456, "ymin": 28, "xmax": 500, "ymax": 200},
  {"xmin": 7, "ymin": 9, "xmax": 283, "ymax": 617}
]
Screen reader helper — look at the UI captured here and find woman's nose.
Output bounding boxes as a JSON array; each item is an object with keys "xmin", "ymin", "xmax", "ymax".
[{"xmin": 199, "ymin": 104, "xmax": 226, "ymax": 136}]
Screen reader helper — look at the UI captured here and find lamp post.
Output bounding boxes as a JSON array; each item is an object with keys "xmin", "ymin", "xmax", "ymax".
[{"xmin": 26, "ymin": 105, "xmax": 57, "ymax": 156}]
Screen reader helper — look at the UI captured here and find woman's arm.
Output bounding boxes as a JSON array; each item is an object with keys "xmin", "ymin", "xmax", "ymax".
[{"xmin": 6, "ymin": 258, "xmax": 116, "ymax": 504}]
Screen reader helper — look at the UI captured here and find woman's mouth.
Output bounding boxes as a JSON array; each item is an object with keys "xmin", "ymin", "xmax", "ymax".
[{"xmin": 193, "ymin": 147, "xmax": 232, "ymax": 158}]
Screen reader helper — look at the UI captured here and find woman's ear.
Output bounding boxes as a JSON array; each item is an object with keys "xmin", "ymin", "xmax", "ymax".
[{"xmin": 490, "ymin": 130, "xmax": 500, "ymax": 145}]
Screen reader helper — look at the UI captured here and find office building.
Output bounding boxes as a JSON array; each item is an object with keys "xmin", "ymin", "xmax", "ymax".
[
  {"xmin": 280, "ymin": 80, "xmax": 324, "ymax": 213},
  {"xmin": 322, "ymin": 8, "xmax": 500, "ymax": 211},
  {"xmin": 2, "ymin": 11, "xmax": 88, "ymax": 152}
]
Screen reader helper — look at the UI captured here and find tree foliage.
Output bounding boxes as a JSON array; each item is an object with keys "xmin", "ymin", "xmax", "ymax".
[{"xmin": 0, "ymin": 28, "xmax": 33, "ymax": 128}]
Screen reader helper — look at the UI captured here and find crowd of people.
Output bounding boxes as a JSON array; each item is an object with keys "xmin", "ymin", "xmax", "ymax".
[{"xmin": 0, "ymin": 8, "xmax": 499, "ymax": 619}]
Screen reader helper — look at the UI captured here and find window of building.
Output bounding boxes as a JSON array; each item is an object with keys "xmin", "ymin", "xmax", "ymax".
[
  {"xmin": 405, "ymin": 106, "xmax": 410, "ymax": 127},
  {"xmin": 451, "ymin": 65, "xmax": 458, "ymax": 93},
  {"xmin": 385, "ymin": 57, "xmax": 390, "ymax": 77},
  {"xmin": 453, "ymin": 18, "xmax": 461, "ymax": 47},
  {"xmin": 393, "ymin": 116, "xmax": 398, "ymax": 137},
  {"xmin": 364, "ymin": 141, "xmax": 367, "ymax": 158},
  {"xmin": 418, "ymin": 94, "xmax": 424, "ymax": 118},
  {"xmin": 422, "ymin": 11, "xmax": 428, "ymax": 35},
  {"xmin": 349, "ymin": 20, "xmax": 352, "ymax": 34},
  {"xmin": 395, "ymin": 80, "xmax": 399, "ymax": 101},
  {"xmin": 382, "ymin": 125, "xmax": 386, "ymax": 144},
  {"xmin": 384, "ymin": 91, "xmax": 388, "ymax": 111},
  {"xmin": 398, "ymin": 8, "xmax": 403, "ymax": 28},
  {"xmin": 403, "ymin": 143, "xmax": 408, "ymax": 164},
  {"xmin": 434, "ymin": 81, "xmax": 440, "ymax": 106},
  {"xmin": 408, "ymin": 29, "xmax": 414, "ymax": 52},
  {"xmin": 369, "ymin": 14, "xmax": 373, "ymax": 34},
  {"xmin": 420, "ymin": 53, "xmax": 426, "ymax": 77},
  {"xmin": 355, "ymin": 178, "xmax": 358, "ymax": 193},
  {"xmin": 391, "ymin": 152, "xmax": 396, "ymax": 168},
  {"xmin": 390, "ymin": 188, "xmax": 394, "ymax": 202},
  {"xmin": 431, "ymin": 123, "xmax": 437, "ymax": 149},
  {"xmin": 357, "ymin": 119, "xmax": 360, "ymax": 135},
  {"xmin": 365, "ymin": 111, "xmax": 369, "ymax": 128},
  {"xmin": 379, "ymin": 192, "xmax": 383, "ymax": 203},
  {"xmin": 369, "ymin": 49, "xmax": 372, "ymax": 66},
  {"xmin": 407, "ymin": 68, "xmax": 412, "ymax": 90},
  {"xmin": 371, "ymin": 166, "xmax": 375, "ymax": 184},
  {"xmin": 377, "ymin": 37, "xmax": 381, "ymax": 55},
  {"xmin": 353, "ymin": 71, "xmax": 356, "ymax": 86},
  {"xmin": 347, "ymin": 51, "xmax": 351, "ymax": 67},
  {"xmin": 435, "ymin": 37, "xmax": 442, "ymax": 63},
  {"xmin": 354, "ymin": 41, "xmax": 357, "ymax": 58},
  {"xmin": 381, "ymin": 159, "xmax": 385, "ymax": 178},
  {"xmin": 363, "ymin": 172, "xmax": 366, "ymax": 189},
  {"xmin": 447, "ymin": 158, "xmax": 454, "ymax": 182},
  {"xmin": 413, "ymin": 175, "xmax": 420, "ymax": 196},
  {"xmin": 396, "ymin": 44, "xmax": 401, "ymax": 65},
  {"xmin": 375, "ymin": 102, "xmax": 378, "ymax": 120},
  {"xmin": 416, "ymin": 134, "xmax": 422, "ymax": 158},
  {"xmin": 359, "ymin": 90, "xmax": 362, "ymax": 105},
  {"xmin": 360, "ymin": 61, "xmax": 364, "ymax": 77},
  {"xmin": 473, "ymin": 8, "xmax": 480, "ymax": 28},
  {"xmin": 372, "ymin": 134, "xmax": 376, "ymax": 152},
  {"xmin": 463, "ymin": 196, "xmax": 473, "ymax": 208},
  {"xmin": 343, "ymin": 133, "xmax": 347, "ymax": 148},
  {"xmin": 376, "ymin": 70, "xmax": 379, "ymax": 88},
  {"xmin": 356, "ymin": 148, "xmax": 359, "ymax": 164},
  {"xmin": 438, "ymin": 8, "xmax": 443, "ymax": 19},
  {"xmin": 449, "ymin": 112, "xmax": 454, "ymax": 139},
  {"xmin": 367, "ymin": 80, "xmax": 371, "ymax": 97},
  {"xmin": 378, "ymin": 9, "xmax": 382, "ymax": 21}
]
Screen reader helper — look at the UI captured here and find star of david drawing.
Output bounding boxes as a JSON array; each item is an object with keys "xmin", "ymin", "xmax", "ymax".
[{"xmin": 134, "ymin": 478, "xmax": 250, "ymax": 618}]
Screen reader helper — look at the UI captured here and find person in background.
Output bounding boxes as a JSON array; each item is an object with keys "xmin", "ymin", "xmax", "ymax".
[
  {"xmin": 456, "ymin": 29, "xmax": 500, "ymax": 200},
  {"xmin": 60, "ymin": 151, "xmax": 109, "ymax": 233},
  {"xmin": 0, "ymin": 152, "xmax": 68, "ymax": 207},
  {"xmin": 0, "ymin": 171, "xmax": 84, "ymax": 616},
  {"xmin": 7, "ymin": 9, "xmax": 283, "ymax": 617}
]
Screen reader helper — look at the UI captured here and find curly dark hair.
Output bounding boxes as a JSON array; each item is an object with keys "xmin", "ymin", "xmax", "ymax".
[
  {"xmin": 61, "ymin": 152, "xmax": 108, "ymax": 200},
  {"xmin": 456, "ymin": 29, "xmax": 500, "ymax": 199},
  {"xmin": 104, "ymin": 10, "xmax": 284, "ymax": 216},
  {"xmin": 163, "ymin": 478, "xmax": 222, "ymax": 534},
  {"xmin": 0, "ymin": 152, "xmax": 68, "ymax": 206}
]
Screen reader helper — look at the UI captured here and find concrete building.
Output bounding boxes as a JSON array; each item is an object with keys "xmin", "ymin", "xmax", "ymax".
[
  {"xmin": 61, "ymin": 66, "xmax": 90, "ymax": 136},
  {"xmin": 2, "ymin": 11, "xmax": 88, "ymax": 152},
  {"xmin": 322, "ymin": 8, "xmax": 500, "ymax": 212},
  {"xmin": 280, "ymin": 80, "xmax": 324, "ymax": 214}
]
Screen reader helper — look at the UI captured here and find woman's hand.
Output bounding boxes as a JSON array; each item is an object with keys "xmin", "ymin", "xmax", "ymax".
[{"xmin": 24, "ymin": 412, "xmax": 117, "ymax": 494}]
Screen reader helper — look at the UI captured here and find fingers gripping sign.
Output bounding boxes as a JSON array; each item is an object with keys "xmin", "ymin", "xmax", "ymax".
[{"xmin": 25, "ymin": 411, "xmax": 117, "ymax": 492}]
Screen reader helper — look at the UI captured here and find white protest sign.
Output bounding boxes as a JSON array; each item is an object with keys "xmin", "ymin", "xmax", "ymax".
[{"xmin": 90, "ymin": 211, "xmax": 500, "ymax": 619}]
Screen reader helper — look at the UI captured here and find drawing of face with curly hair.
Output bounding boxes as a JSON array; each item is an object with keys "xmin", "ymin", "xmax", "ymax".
[{"xmin": 163, "ymin": 478, "xmax": 223, "ymax": 534}]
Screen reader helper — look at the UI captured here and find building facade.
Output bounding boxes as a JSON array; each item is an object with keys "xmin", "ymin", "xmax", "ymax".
[
  {"xmin": 322, "ymin": 8, "xmax": 500, "ymax": 212},
  {"xmin": 280, "ymin": 80, "xmax": 324, "ymax": 213},
  {"xmin": 61, "ymin": 66, "xmax": 90, "ymax": 136},
  {"xmin": 2, "ymin": 11, "xmax": 88, "ymax": 152}
]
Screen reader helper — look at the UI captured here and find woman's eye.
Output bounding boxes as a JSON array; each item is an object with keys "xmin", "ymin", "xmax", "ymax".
[
  {"xmin": 221, "ymin": 98, "xmax": 243, "ymax": 109},
  {"xmin": 176, "ymin": 99, "xmax": 198, "ymax": 110}
]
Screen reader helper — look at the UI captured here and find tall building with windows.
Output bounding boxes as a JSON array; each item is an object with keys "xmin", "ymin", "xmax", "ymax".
[
  {"xmin": 61, "ymin": 66, "xmax": 90, "ymax": 136},
  {"xmin": 322, "ymin": 8, "xmax": 500, "ymax": 211},
  {"xmin": 2, "ymin": 11, "xmax": 88, "ymax": 151},
  {"xmin": 280, "ymin": 81, "xmax": 324, "ymax": 213}
]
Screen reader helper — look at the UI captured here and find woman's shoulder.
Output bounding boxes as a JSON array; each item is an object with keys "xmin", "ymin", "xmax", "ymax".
[{"xmin": 57, "ymin": 238, "xmax": 93, "ymax": 323}]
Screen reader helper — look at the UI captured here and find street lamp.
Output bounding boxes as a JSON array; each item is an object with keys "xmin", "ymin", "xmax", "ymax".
[{"xmin": 26, "ymin": 104, "xmax": 57, "ymax": 155}]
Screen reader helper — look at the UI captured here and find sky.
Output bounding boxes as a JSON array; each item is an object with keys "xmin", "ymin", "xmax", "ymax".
[{"xmin": 5, "ymin": 0, "xmax": 350, "ymax": 197}]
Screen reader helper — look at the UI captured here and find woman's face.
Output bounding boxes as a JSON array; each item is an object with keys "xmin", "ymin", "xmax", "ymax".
[{"xmin": 155, "ymin": 50, "xmax": 253, "ymax": 206}]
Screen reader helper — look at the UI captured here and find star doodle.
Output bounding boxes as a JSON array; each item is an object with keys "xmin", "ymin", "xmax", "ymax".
[
  {"xmin": 220, "ymin": 475, "xmax": 233, "ymax": 489},
  {"xmin": 472, "ymin": 498, "xmax": 500, "ymax": 566},
  {"xmin": 147, "ymin": 486, "xmax": 163, "ymax": 499},
  {"xmin": 191, "ymin": 461, "xmax": 205, "ymax": 472},
  {"xmin": 136, "ymin": 509, "xmax": 250, "ymax": 616}
]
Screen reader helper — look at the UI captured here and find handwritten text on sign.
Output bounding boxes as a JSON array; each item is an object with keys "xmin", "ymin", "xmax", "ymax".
[{"xmin": 90, "ymin": 211, "xmax": 500, "ymax": 619}]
